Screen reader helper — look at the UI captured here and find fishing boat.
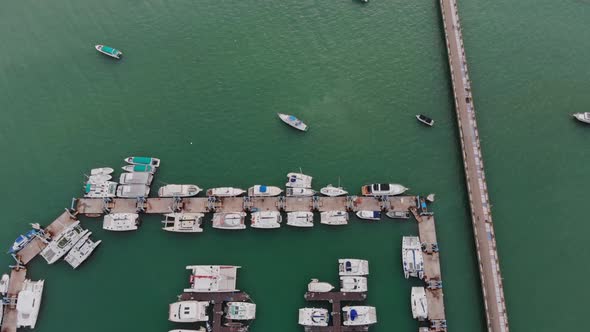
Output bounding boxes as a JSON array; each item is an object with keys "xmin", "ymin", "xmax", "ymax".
[
  {"xmin": 0, "ymin": 274, "xmax": 9, "ymax": 295},
  {"xmin": 416, "ymin": 114, "xmax": 434, "ymax": 126},
  {"xmin": 277, "ymin": 113, "xmax": 308, "ymax": 131},
  {"xmin": 119, "ymin": 172, "xmax": 153, "ymax": 185},
  {"xmin": 411, "ymin": 286, "xmax": 428, "ymax": 321},
  {"xmin": 124, "ymin": 156, "xmax": 161, "ymax": 167},
  {"xmin": 64, "ymin": 232, "xmax": 102, "ymax": 269},
  {"xmin": 320, "ymin": 184, "xmax": 348, "ymax": 197},
  {"xmin": 402, "ymin": 236, "xmax": 425, "ymax": 279},
  {"xmin": 307, "ymin": 279, "xmax": 334, "ymax": 292},
  {"xmin": 361, "ymin": 183, "xmax": 408, "ymax": 196},
  {"xmin": 250, "ymin": 211, "xmax": 282, "ymax": 229},
  {"xmin": 158, "ymin": 184, "xmax": 202, "ymax": 197},
  {"xmin": 225, "ymin": 302, "xmax": 256, "ymax": 320},
  {"xmin": 86, "ymin": 174, "xmax": 112, "ymax": 184},
  {"xmin": 247, "ymin": 185, "xmax": 282, "ymax": 197},
  {"xmin": 162, "ymin": 213, "xmax": 204, "ymax": 233},
  {"xmin": 386, "ymin": 210, "xmax": 411, "ymax": 219},
  {"xmin": 340, "ymin": 276, "xmax": 368, "ymax": 292},
  {"xmin": 212, "ymin": 212, "xmax": 247, "ymax": 230},
  {"xmin": 169, "ymin": 301, "xmax": 210, "ymax": 322},
  {"xmin": 338, "ymin": 259, "xmax": 369, "ymax": 276},
  {"xmin": 206, "ymin": 187, "xmax": 246, "ymax": 197},
  {"xmin": 356, "ymin": 210, "xmax": 381, "ymax": 221},
  {"xmin": 95, "ymin": 44, "xmax": 122, "ymax": 59},
  {"xmin": 286, "ymin": 211, "xmax": 314, "ymax": 227},
  {"xmin": 320, "ymin": 210, "xmax": 349, "ymax": 225},
  {"xmin": 8, "ymin": 229, "xmax": 41, "ymax": 254},
  {"xmin": 16, "ymin": 279, "xmax": 44, "ymax": 328},
  {"xmin": 40, "ymin": 221, "xmax": 88, "ymax": 264},
  {"xmin": 573, "ymin": 112, "xmax": 590, "ymax": 124},
  {"xmin": 84, "ymin": 181, "xmax": 118, "ymax": 198},
  {"xmin": 122, "ymin": 164, "xmax": 156, "ymax": 173},
  {"xmin": 342, "ymin": 306, "xmax": 377, "ymax": 326},
  {"xmin": 298, "ymin": 308, "xmax": 329, "ymax": 327},
  {"xmin": 286, "ymin": 188, "xmax": 316, "ymax": 197},
  {"xmin": 90, "ymin": 167, "xmax": 114, "ymax": 175},
  {"xmin": 286, "ymin": 172, "xmax": 313, "ymax": 188},
  {"xmin": 184, "ymin": 265, "xmax": 240, "ymax": 292},
  {"xmin": 103, "ymin": 213, "xmax": 140, "ymax": 231},
  {"xmin": 116, "ymin": 184, "xmax": 150, "ymax": 198}
]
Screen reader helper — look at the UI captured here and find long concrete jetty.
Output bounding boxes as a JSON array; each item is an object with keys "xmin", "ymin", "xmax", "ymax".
[{"xmin": 438, "ymin": 0, "xmax": 509, "ymax": 330}]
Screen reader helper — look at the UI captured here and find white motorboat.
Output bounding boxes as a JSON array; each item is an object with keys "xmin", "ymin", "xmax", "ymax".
[
  {"xmin": 277, "ymin": 113, "xmax": 308, "ymax": 131},
  {"xmin": 95, "ymin": 45, "xmax": 123, "ymax": 59},
  {"xmin": 286, "ymin": 172, "xmax": 313, "ymax": 188},
  {"xmin": 225, "ymin": 302, "xmax": 256, "ymax": 320},
  {"xmin": 16, "ymin": 279, "xmax": 44, "ymax": 328},
  {"xmin": 124, "ymin": 156, "xmax": 161, "ymax": 167},
  {"xmin": 340, "ymin": 276, "xmax": 368, "ymax": 292},
  {"xmin": 307, "ymin": 279, "xmax": 334, "ymax": 292},
  {"xmin": 286, "ymin": 188, "xmax": 316, "ymax": 197},
  {"xmin": 212, "ymin": 212, "xmax": 247, "ymax": 230},
  {"xmin": 206, "ymin": 187, "xmax": 246, "ymax": 197},
  {"xmin": 162, "ymin": 213, "xmax": 204, "ymax": 233},
  {"xmin": 90, "ymin": 167, "xmax": 114, "ymax": 175},
  {"xmin": 184, "ymin": 265, "xmax": 240, "ymax": 292},
  {"xmin": 298, "ymin": 308, "xmax": 329, "ymax": 327},
  {"xmin": 158, "ymin": 184, "xmax": 202, "ymax": 197},
  {"xmin": 0, "ymin": 273, "xmax": 9, "ymax": 295},
  {"xmin": 320, "ymin": 184, "xmax": 348, "ymax": 197},
  {"xmin": 168, "ymin": 301, "xmax": 210, "ymax": 322},
  {"xmin": 250, "ymin": 211, "xmax": 282, "ymax": 229},
  {"xmin": 8, "ymin": 229, "xmax": 41, "ymax": 254},
  {"xmin": 416, "ymin": 114, "xmax": 434, "ymax": 127},
  {"xmin": 119, "ymin": 172, "xmax": 153, "ymax": 185},
  {"xmin": 411, "ymin": 286, "xmax": 428, "ymax": 321},
  {"xmin": 64, "ymin": 232, "xmax": 102, "ymax": 269},
  {"xmin": 320, "ymin": 210, "xmax": 349, "ymax": 225},
  {"xmin": 342, "ymin": 306, "xmax": 377, "ymax": 326},
  {"xmin": 103, "ymin": 213, "xmax": 140, "ymax": 231},
  {"xmin": 338, "ymin": 259, "xmax": 369, "ymax": 276},
  {"xmin": 116, "ymin": 184, "xmax": 150, "ymax": 198},
  {"xmin": 356, "ymin": 210, "xmax": 381, "ymax": 221},
  {"xmin": 122, "ymin": 164, "xmax": 156, "ymax": 173},
  {"xmin": 86, "ymin": 174, "xmax": 112, "ymax": 184},
  {"xmin": 40, "ymin": 221, "xmax": 88, "ymax": 264},
  {"xmin": 386, "ymin": 210, "xmax": 411, "ymax": 219},
  {"xmin": 247, "ymin": 185, "xmax": 282, "ymax": 197},
  {"xmin": 286, "ymin": 211, "xmax": 314, "ymax": 227},
  {"xmin": 361, "ymin": 183, "xmax": 408, "ymax": 196},
  {"xmin": 573, "ymin": 112, "xmax": 590, "ymax": 124},
  {"xmin": 402, "ymin": 236, "xmax": 425, "ymax": 279},
  {"xmin": 84, "ymin": 181, "xmax": 118, "ymax": 198}
]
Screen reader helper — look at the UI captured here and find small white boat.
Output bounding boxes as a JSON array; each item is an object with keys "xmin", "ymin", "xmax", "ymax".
[
  {"xmin": 103, "ymin": 213, "xmax": 140, "ymax": 232},
  {"xmin": 184, "ymin": 265, "xmax": 240, "ymax": 292},
  {"xmin": 16, "ymin": 279, "xmax": 45, "ymax": 328},
  {"xmin": 402, "ymin": 236, "xmax": 425, "ymax": 279},
  {"xmin": 84, "ymin": 181, "xmax": 118, "ymax": 198},
  {"xmin": 320, "ymin": 184, "xmax": 348, "ymax": 197},
  {"xmin": 411, "ymin": 286, "xmax": 428, "ymax": 321},
  {"xmin": 158, "ymin": 184, "xmax": 202, "ymax": 197},
  {"xmin": 286, "ymin": 188, "xmax": 316, "ymax": 197},
  {"xmin": 212, "ymin": 212, "xmax": 247, "ymax": 230},
  {"xmin": 168, "ymin": 330, "xmax": 206, "ymax": 332},
  {"xmin": 250, "ymin": 211, "xmax": 282, "ymax": 229},
  {"xmin": 64, "ymin": 232, "xmax": 102, "ymax": 269},
  {"xmin": 338, "ymin": 259, "xmax": 369, "ymax": 276},
  {"xmin": 247, "ymin": 185, "xmax": 282, "ymax": 197},
  {"xmin": 40, "ymin": 221, "xmax": 88, "ymax": 264},
  {"xmin": 320, "ymin": 210, "xmax": 349, "ymax": 225},
  {"xmin": 286, "ymin": 172, "xmax": 313, "ymax": 188},
  {"xmin": 342, "ymin": 306, "xmax": 377, "ymax": 326},
  {"xmin": 356, "ymin": 210, "xmax": 381, "ymax": 220},
  {"xmin": 225, "ymin": 302, "xmax": 256, "ymax": 320},
  {"xmin": 169, "ymin": 301, "xmax": 210, "ymax": 322},
  {"xmin": 87, "ymin": 174, "xmax": 112, "ymax": 184},
  {"xmin": 206, "ymin": 187, "xmax": 246, "ymax": 197},
  {"xmin": 116, "ymin": 184, "xmax": 150, "ymax": 198},
  {"xmin": 90, "ymin": 167, "xmax": 114, "ymax": 175},
  {"xmin": 298, "ymin": 308, "xmax": 329, "ymax": 327},
  {"xmin": 386, "ymin": 210, "xmax": 411, "ymax": 219},
  {"xmin": 340, "ymin": 276, "xmax": 368, "ymax": 292},
  {"xmin": 122, "ymin": 164, "xmax": 156, "ymax": 173},
  {"xmin": 573, "ymin": 112, "xmax": 590, "ymax": 124},
  {"xmin": 416, "ymin": 114, "xmax": 434, "ymax": 126},
  {"xmin": 277, "ymin": 113, "xmax": 308, "ymax": 131},
  {"xmin": 361, "ymin": 183, "xmax": 408, "ymax": 196},
  {"xmin": 95, "ymin": 45, "xmax": 122, "ymax": 59},
  {"xmin": 162, "ymin": 213, "xmax": 204, "ymax": 233},
  {"xmin": 307, "ymin": 279, "xmax": 334, "ymax": 292},
  {"xmin": 119, "ymin": 172, "xmax": 153, "ymax": 185},
  {"xmin": 0, "ymin": 273, "xmax": 9, "ymax": 295},
  {"xmin": 124, "ymin": 156, "xmax": 161, "ymax": 167},
  {"xmin": 286, "ymin": 211, "xmax": 314, "ymax": 227}
]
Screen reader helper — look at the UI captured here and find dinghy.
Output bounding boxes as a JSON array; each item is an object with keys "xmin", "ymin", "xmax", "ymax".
[
  {"xmin": 225, "ymin": 302, "xmax": 256, "ymax": 320},
  {"xmin": 277, "ymin": 113, "xmax": 308, "ymax": 131},
  {"xmin": 0, "ymin": 274, "xmax": 9, "ymax": 295}
]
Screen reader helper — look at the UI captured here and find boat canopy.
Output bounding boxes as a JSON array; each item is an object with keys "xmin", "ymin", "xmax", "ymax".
[
  {"xmin": 350, "ymin": 309, "xmax": 358, "ymax": 321},
  {"xmin": 102, "ymin": 46, "xmax": 118, "ymax": 54},
  {"xmin": 133, "ymin": 164, "xmax": 151, "ymax": 172},
  {"xmin": 85, "ymin": 183, "xmax": 92, "ymax": 193},
  {"xmin": 132, "ymin": 157, "xmax": 152, "ymax": 165},
  {"xmin": 259, "ymin": 185, "xmax": 267, "ymax": 193}
]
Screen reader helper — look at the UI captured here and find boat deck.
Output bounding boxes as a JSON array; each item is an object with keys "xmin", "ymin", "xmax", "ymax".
[
  {"xmin": 304, "ymin": 291, "xmax": 369, "ymax": 332},
  {"xmin": 0, "ymin": 267, "xmax": 27, "ymax": 332},
  {"xmin": 178, "ymin": 291, "xmax": 252, "ymax": 332}
]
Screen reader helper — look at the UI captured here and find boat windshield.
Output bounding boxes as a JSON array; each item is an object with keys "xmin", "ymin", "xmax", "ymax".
[{"xmin": 380, "ymin": 184, "xmax": 390, "ymax": 191}]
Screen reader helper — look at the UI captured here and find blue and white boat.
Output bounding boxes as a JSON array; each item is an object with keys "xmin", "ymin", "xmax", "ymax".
[
  {"xmin": 8, "ymin": 229, "xmax": 40, "ymax": 254},
  {"xmin": 356, "ymin": 211, "xmax": 381, "ymax": 221},
  {"xmin": 124, "ymin": 156, "xmax": 161, "ymax": 167},
  {"xmin": 277, "ymin": 113, "xmax": 308, "ymax": 131},
  {"xmin": 342, "ymin": 306, "xmax": 377, "ymax": 326},
  {"xmin": 248, "ymin": 185, "xmax": 282, "ymax": 197}
]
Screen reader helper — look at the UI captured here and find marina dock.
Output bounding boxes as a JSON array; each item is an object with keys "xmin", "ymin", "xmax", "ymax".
[
  {"xmin": 304, "ymin": 291, "xmax": 369, "ymax": 332},
  {"xmin": 0, "ymin": 267, "xmax": 27, "ymax": 332},
  {"xmin": 178, "ymin": 291, "xmax": 252, "ymax": 332},
  {"xmin": 438, "ymin": 0, "xmax": 510, "ymax": 330}
]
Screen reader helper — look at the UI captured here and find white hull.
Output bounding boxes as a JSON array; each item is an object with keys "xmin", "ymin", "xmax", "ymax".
[
  {"xmin": 386, "ymin": 210, "xmax": 411, "ymax": 219},
  {"xmin": 320, "ymin": 185, "xmax": 348, "ymax": 196},
  {"xmin": 95, "ymin": 45, "xmax": 122, "ymax": 59},
  {"xmin": 119, "ymin": 172, "xmax": 153, "ymax": 185},
  {"xmin": 40, "ymin": 221, "xmax": 88, "ymax": 264},
  {"xmin": 307, "ymin": 279, "xmax": 334, "ymax": 292},
  {"xmin": 338, "ymin": 259, "xmax": 369, "ymax": 276},
  {"xmin": 122, "ymin": 164, "xmax": 156, "ymax": 173},
  {"xmin": 162, "ymin": 213, "xmax": 204, "ymax": 233},
  {"xmin": 103, "ymin": 213, "xmax": 139, "ymax": 231},
  {"xmin": 286, "ymin": 211, "xmax": 314, "ymax": 227},
  {"xmin": 64, "ymin": 232, "xmax": 102, "ymax": 269},
  {"xmin": 320, "ymin": 210, "xmax": 349, "ymax": 225},
  {"xmin": 573, "ymin": 112, "xmax": 590, "ymax": 124},
  {"xmin": 207, "ymin": 187, "xmax": 246, "ymax": 197},
  {"xmin": 84, "ymin": 181, "xmax": 118, "ymax": 198},
  {"xmin": 90, "ymin": 167, "xmax": 114, "ymax": 175},
  {"xmin": 124, "ymin": 156, "xmax": 161, "ymax": 167},
  {"xmin": 0, "ymin": 274, "xmax": 9, "ymax": 295},
  {"xmin": 248, "ymin": 185, "xmax": 282, "ymax": 197},
  {"xmin": 169, "ymin": 301, "xmax": 210, "ymax": 322},
  {"xmin": 225, "ymin": 302, "xmax": 256, "ymax": 320},
  {"xmin": 16, "ymin": 279, "xmax": 44, "ymax": 328},
  {"xmin": 286, "ymin": 172, "xmax": 313, "ymax": 188},
  {"xmin": 158, "ymin": 184, "xmax": 202, "ymax": 197},
  {"xmin": 116, "ymin": 184, "xmax": 150, "ymax": 198},
  {"xmin": 251, "ymin": 211, "xmax": 282, "ymax": 229},
  {"xmin": 298, "ymin": 308, "xmax": 329, "ymax": 327},
  {"xmin": 184, "ymin": 265, "xmax": 240, "ymax": 292},
  {"xmin": 87, "ymin": 174, "xmax": 112, "ymax": 184},
  {"xmin": 402, "ymin": 236, "xmax": 424, "ymax": 279},
  {"xmin": 342, "ymin": 306, "xmax": 377, "ymax": 326},
  {"xmin": 286, "ymin": 188, "xmax": 316, "ymax": 197},
  {"xmin": 340, "ymin": 276, "xmax": 368, "ymax": 292},
  {"xmin": 356, "ymin": 210, "xmax": 381, "ymax": 220},
  {"xmin": 212, "ymin": 212, "xmax": 247, "ymax": 230},
  {"xmin": 278, "ymin": 113, "xmax": 308, "ymax": 131},
  {"xmin": 361, "ymin": 183, "xmax": 408, "ymax": 196},
  {"xmin": 411, "ymin": 286, "xmax": 428, "ymax": 321}
]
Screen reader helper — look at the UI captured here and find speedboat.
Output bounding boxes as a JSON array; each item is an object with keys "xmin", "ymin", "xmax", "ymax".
[
  {"xmin": 338, "ymin": 259, "xmax": 369, "ymax": 276},
  {"xmin": 361, "ymin": 183, "xmax": 408, "ymax": 196},
  {"xmin": 119, "ymin": 172, "xmax": 153, "ymax": 185},
  {"xmin": 411, "ymin": 286, "xmax": 428, "ymax": 321},
  {"xmin": 320, "ymin": 184, "xmax": 348, "ymax": 196},
  {"xmin": 86, "ymin": 174, "xmax": 112, "ymax": 184},
  {"xmin": 8, "ymin": 229, "xmax": 40, "ymax": 254},
  {"xmin": 103, "ymin": 213, "xmax": 140, "ymax": 231},
  {"xmin": 386, "ymin": 210, "xmax": 411, "ymax": 219},
  {"xmin": 356, "ymin": 210, "xmax": 381, "ymax": 221},
  {"xmin": 162, "ymin": 213, "xmax": 204, "ymax": 233},
  {"xmin": 90, "ymin": 167, "xmax": 114, "ymax": 175},
  {"xmin": 250, "ymin": 211, "xmax": 282, "ymax": 229},
  {"xmin": 286, "ymin": 172, "xmax": 313, "ymax": 188},
  {"xmin": 95, "ymin": 45, "xmax": 122, "ymax": 59},
  {"xmin": 320, "ymin": 210, "xmax": 349, "ymax": 225},
  {"xmin": 402, "ymin": 236, "xmax": 425, "ymax": 279},
  {"xmin": 40, "ymin": 221, "xmax": 88, "ymax": 264},
  {"xmin": 206, "ymin": 187, "xmax": 246, "ymax": 197},
  {"xmin": 0, "ymin": 274, "xmax": 9, "ymax": 295},
  {"xmin": 116, "ymin": 184, "xmax": 150, "ymax": 198},
  {"xmin": 184, "ymin": 265, "xmax": 240, "ymax": 292},
  {"xmin": 416, "ymin": 114, "xmax": 434, "ymax": 126},
  {"xmin": 124, "ymin": 156, "xmax": 161, "ymax": 167},
  {"xmin": 307, "ymin": 279, "xmax": 334, "ymax": 292},
  {"xmin": 169, "ymin": 301, "xmax": 210, "ymax": 322},
  {"xmin": 212, "ymin": 212, "xmax": 247, "ymax": 230},
  {"xmin": 277, "ymin": 113, "xmax": 308, "ymax": 131},
  {"xmin": 84, "ymin": 181, "xmax": 118, "ymax": 198},
  {"xmin": 286, "ymin": 188, "xmax": 316, "ymax": 197},
  {"xmin": 298, "ymin": 308, "xmax": 329, "ymax": 327},
  {"xmin": 16, "ymin": 279, "xmax": 44, "ymax": 328},
  {"xmin": 64, "ymin": 232, "xmax": 102, "ymax": 269},
  {"xmin": 247, "ymin": 185, "xmax": 282, "ymax": 197},
  {"xmin": 158, "ymin": 184, "xmax": 202, "ymax": 197},
  {"xmin": 122, "ymin": 164, "xmax": 156, "ymax": 173},
  {"xmin": 340, "ymin": 276, "xmax": 368, "ymax": 292},
  {"xmin": 225, "ymin": 302, "xmax": 256, "ymax": 320},
  {"xmin": 286, "ymin": 211, "xmax": 314, "ymax": 227},
  {"xmin": 573, "ymin": 112, "xmax": 590, "ymax": 124},
  {"xmin": 342, "ymin": 306, "xmax": 377, "ymax": 326}
]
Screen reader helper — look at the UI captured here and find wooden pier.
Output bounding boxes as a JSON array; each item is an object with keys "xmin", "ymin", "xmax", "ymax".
[
  {"xmin": 178, "ymin": 291, "xmax": 252, "ymax": 332},
  {"xmin": 0, "ymin": 267, "xmax": 27, "ymax": 332},
  {"xmin": 438, "ymin": 0, "xmax": 510, "ymax": 330},
  {"xmin": 304, "ymin": 291, "xmax": 369, "ymax": 332}
]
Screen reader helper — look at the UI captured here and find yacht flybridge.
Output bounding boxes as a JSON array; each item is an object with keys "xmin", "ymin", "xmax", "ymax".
[{"xmin": 184, "ymin": 265, "xmax": 240, "ymax": 292}]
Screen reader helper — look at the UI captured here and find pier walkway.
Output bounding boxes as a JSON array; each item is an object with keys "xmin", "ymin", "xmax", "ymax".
[
  {"xmin": 0, "ymin": 267, "xmax": 27, "ymax": 332},
  {"xmin": 438, "ymin": 0, "xmax": 509, "ymax": 330},
  {"xmin": 178, "ymin": 291, "xmax": 252, "ymax": 332}
]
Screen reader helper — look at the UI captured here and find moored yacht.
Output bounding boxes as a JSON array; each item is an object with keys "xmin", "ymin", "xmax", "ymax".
[
  {"xmin": 8, "ymin": 229, "xmax": 42, "ymax": 254},
  {"xmin": 184, "ymin": 265, "xmax": 240, "ymax": 292},
  {"xmin": 402, "ymin": 236, "xmax": 424, "ymax": 279},
  {"xmin": 225, "ymin": 302, "xmax": 256, "ymax": 320},
  {"xmin": 248, "ymin": 185, "xmax": 282, "ymax": 197},
  {"xmin": 162, "ymin": 213, "xmax": 204, "ymax": 233},
  {"xmin": 119, "ymin": 172, "xmax": 153, "ymax": 185},
  {"xmin": 116, "ymin": 184, "xmax": 150, "ymax": 198},
  {"xmin": 124, "ymin": 156, "xmax": 160, "ymax": 167},
  {"xmin": 86, "ymin": 173, "xmax": 112, "ymax": 184},
  {"xmin": 158, "ymin": 184, "xmax": 202, "ymax": 197},
  {"xmin": 286, "ymin": 211, "xmax": 314, "ymax": 227},
  {"xmin": 298, "ymin": 308, "xmax": 329, "ymax": 327},
  {"xmin": 338, "ymin": 259, "xmax": 369, "ymax": 276},
  {"xmin": 286, "ymin": 172, "xmax": 313, "ymax": 188},
  {"xmin": 320, "ymin": 184, "xmax": 348, "ymax": 197},
  {"xmin": 64, "ymin": 232, "xmax": 102, "ymax": 269},
  {"xmin": 342, "ymin": 306, "xmax": 377, "ymax": 326},
  {"xmin": 277, "ymin": 113, "xmax": 308, "ymax": 131},
  {"xmin": 386, "ymin": 210, "xmax": 411, "ymax": 219},
  {"xmin": 90, "ymin": 167, "xmax": 114, "ymax": 175},
  {"xmin": 16, "ymin": 279, "xmax": 44, "ymax": 328},
  {"xmin": 361, "ymin": 183, "xmax": 408, "ymax": 196},
  {"xmin": 411, "ymin": 286, "xmax": 428, "ymax": 321},
  {"xmin": 307, "ymin": 279, "xmax": 334, "ymax": 292},
  {"xmin": 84, "ymin": 181, "xmax": 118, "ymax": 198},
  {"xmin": 340, "ymin": 276, "xmax": 368, "ymax": 292},
  {"xmin": 320, "ymin": 210, "xmax": 349, "ymax": 225},
  {"xmin": 286, "ymin": 188, "xmax": 316, "ymax": 197},
  {"xmin": 206, "ymin": 187, "xmax": 246, "ymax": 197},
  {"xmin": 212, "ymin": 212, "xmax": 247, "ymax": 230},
  {"xmin": 573, "ymin": 112, "xmax": 590, "ymax": 124},
  {"xmin": 356, "ymin": 210, "xmax": 381, "ymax": 221},
  {"xmin": 122, "ymin": 164, "xmax": 156, "ymax": 173},
  {"xmin": 40, "ymin": 221, "xmax": 88, "ymax": 264},
  {"xmin": 103, "ymin": 213, "xmax": 140, "ymax": 231},
  {"xmin": 250, "ymin": 211, "xmax": 282, "ymax": 229},
  {"xmin": 168, "ymin": 301, "xmax": 210, "ymax": 322}
]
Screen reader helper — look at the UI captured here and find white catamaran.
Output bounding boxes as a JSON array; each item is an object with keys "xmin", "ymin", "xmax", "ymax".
[
  {"xmin": 40, "ymin": 221, "xmax": 88, "ymax": 264},
  {"xmin": 411, "ymin": 286, "xmax": 428, "ymax": 321},
  {"xmin": 168, "ymin": 301, "xmax": 210, "ymax": 322},
  {"xmin": 16, "ymin": 279, "xmax": 45, "ymax": 328},
  {"xmin": 286, "ymin": 211, "xmax": 314, "ymax": 227},
  {"xmin": 298, "ymin": 308, "xmax": 329, "ymax": 327},
  {"xmin": 402, "ymin": 236, "xmax": 425, "ymax": 279},
  {"xmin": 64, "ymin": 232, "xmax": 102, "ymax": 269},
  {"xmin": 250, "ymin": 211, "xmax": 282, "ymax": 229},
  {"xmin": 162, "ymin": 213, "xmax": 204, "ymax": 233},
  {"xmin": 320, "ymin": 210, "xmax": 349, "ymax": 225},
  {"xmin": 103, "ymin": 213, "xmax": 140, "ymax": 232},
  {"xmin": 184, "ymin": 265, "xmax": 241, "ymax": 293},
  {"xmin": 212, "ymin": 212, "xmax": 247, "ymax": 230}
]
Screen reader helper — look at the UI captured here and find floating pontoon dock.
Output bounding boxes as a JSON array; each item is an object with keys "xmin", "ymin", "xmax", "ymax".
[
  {"xmin": 304, "ymin": 291, "xmax": 368, "ymax": 332},
  {"xmin": 178, "ymin": 291, "xmax": 252, "ymax": 332}
]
